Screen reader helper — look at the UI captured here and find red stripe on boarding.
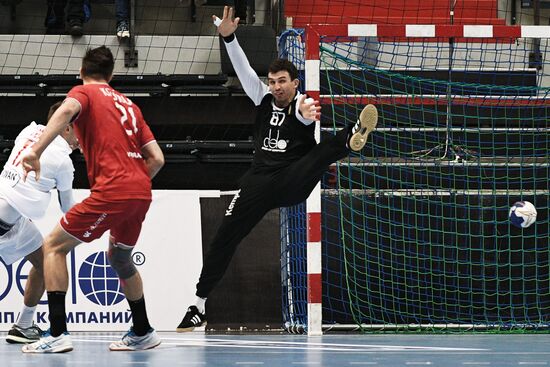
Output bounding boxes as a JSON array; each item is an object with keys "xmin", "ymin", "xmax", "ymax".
[
  {"xmin": 307, "ymin": 212, "xmax": 321, "ymax": 243},
  {"xmin": 308, "ymin": 273, "xmax": 322, "ymax": 304}
]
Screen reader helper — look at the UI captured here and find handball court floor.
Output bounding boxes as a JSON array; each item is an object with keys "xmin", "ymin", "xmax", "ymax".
[{"xmin": 2, "ymin": 332, "xmax": 550, "ymax": 366}]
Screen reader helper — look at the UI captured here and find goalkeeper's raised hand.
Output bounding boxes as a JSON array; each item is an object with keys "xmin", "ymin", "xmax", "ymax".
[{"xmin": 212, "ymin": 6, "xmax": 240, "ymax": 38}]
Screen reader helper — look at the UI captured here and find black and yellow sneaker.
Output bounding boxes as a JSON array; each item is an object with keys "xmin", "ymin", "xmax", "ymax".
[
  {"xmin": 176, "ymin": 306, "xmax": 206, "ymax": 332},
  {"xmin": 348, "ymin": 104, "xmax": 378, "ymax": 152},
  {"xmin": 6, "ymin": 323, "xmax": 43, "ymax": 344}
]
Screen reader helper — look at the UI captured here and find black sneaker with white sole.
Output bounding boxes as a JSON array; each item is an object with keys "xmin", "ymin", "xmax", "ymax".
[
  {"xmin": 176, "ymin": 306, "xmax": 206, "ymax": 332},
  {"xmin": 348, "ymin": 104, "xmax": 378, "ymax": 152},
  {"xmin": 6, "ymin": 323, "xmax": 44, "ymax": 344}
]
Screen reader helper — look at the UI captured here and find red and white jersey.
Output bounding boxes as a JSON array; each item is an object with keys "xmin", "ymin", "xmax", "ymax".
[
  {"xmin": 67, "ymin": 84, "xmax": 156, "ymax": 200},
  {"xmin": 0, "ymin": 122, "xmax": 74, "ymax": 220}
]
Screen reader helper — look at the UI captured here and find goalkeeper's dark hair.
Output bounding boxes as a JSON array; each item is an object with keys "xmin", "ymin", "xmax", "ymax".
[
  {"xmin": 268, "ymin": 59, "xmax": 299, "ymax": 81},
  {"xmin": 81, "ymin": 46, "xmax": 114, "ymax": 81}
]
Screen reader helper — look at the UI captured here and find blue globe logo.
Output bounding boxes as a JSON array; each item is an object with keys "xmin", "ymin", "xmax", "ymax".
[{"xmin": 78, "ymin": 252, "xmax": 125, "ymax": 306}]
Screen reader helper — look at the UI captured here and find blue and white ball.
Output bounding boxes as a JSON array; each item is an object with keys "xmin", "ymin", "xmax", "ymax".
[{"xmin": 509, "ymin": 201, "xmax": 537, "ymax": 228}]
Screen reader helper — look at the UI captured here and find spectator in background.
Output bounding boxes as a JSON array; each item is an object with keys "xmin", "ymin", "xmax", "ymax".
[
  {"xmin": 115, "ymin": 0, "xmax": 130, "ymax": 38},
  {"xmin": 45, "ymin": 0, "xmax": 85, "ymax": 36}
]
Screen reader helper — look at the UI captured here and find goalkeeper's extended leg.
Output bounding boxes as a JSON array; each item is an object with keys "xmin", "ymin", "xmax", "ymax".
[{"xmin": 278, "ymin": 105, "xmax": 379, "ymax": 206}]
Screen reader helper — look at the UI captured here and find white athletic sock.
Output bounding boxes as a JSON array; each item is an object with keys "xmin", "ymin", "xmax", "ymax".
[
  {"xmin": 16, "ymin": 305, "xmax": 36, "ymax": 328},
  {"xmin": 195, "ymin": 297, "xmax": 206, "ymax": 314}
]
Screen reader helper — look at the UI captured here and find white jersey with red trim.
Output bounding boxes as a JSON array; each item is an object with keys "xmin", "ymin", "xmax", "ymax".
[{"xmin": 0, "ymin": 122, "xmax": 74, "ymax": 220}]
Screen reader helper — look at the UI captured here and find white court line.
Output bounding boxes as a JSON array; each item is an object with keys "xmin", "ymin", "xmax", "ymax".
[
  {"xmin": 124, "ymin": 340, "xmax": 481, "ymax": 353},
  {"xmin": 77, "ymin": 334, "xmax": 480, "ymax": 350},
  {"xmin": 68, "ymin": 363, "xmax": 95, "ymax": 365},
  {"xmin": 406, "ymin": 363, "xmax": 432, "ymax": 365},
  {"xmin": 157, "ymin": 342, "xmax": 409, "ymax": 352},
  {"xmin": 73, "ymin": 335, "xmax": 487, "ymax": 352},
  {"xmin": 10, "ymin": 362, "xmax": 37, "ymax": 365},
  {"xmin": 152, "ymin": 337, "xmax": 488, "ymax": 352},
  {"xmin": 519, "ymin": 363, "xmax": 548, "ymax": 365},
  {"xmin": 235, "ymin": 363, "xmax": 264, "ymax": 365}
]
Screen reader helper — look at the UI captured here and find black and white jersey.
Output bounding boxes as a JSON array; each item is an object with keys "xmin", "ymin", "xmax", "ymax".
[
  {"xmin": 224, "ymin": 35, "xmax": 316, "ymax": 168},
  {"xmin": 252, "ymin": 93, "xmax": 315, "ymax": 168}
]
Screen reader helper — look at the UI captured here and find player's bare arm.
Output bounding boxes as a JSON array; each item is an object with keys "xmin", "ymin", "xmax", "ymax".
[
  {"xmin": 141, "ymin": 141, "xmax": 165, "ymax": 179},
  {"xmin": 22, "ymin": 99, "xmax": 81, "ymax": 181}
]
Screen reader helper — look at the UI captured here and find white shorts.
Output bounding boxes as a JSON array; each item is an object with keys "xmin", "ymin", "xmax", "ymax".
[{"xmin": 0, "ymin": 216, "xmax": 42, "ymax": 265}]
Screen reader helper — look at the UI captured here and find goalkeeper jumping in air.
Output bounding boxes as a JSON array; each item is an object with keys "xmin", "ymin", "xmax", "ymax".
[{"xmin": 177, "ymin": 6, "xmax": 378, "ymax": 331}]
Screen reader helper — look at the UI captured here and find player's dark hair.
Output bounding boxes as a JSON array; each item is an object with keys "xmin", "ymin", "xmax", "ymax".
[
  {"xmin": 81, "ymin": 46, "xmax": 114, "ymax": 81},
  {"xmin": 47, "ymin": 101, "xmax": 63, "ymax": 121},
  {"xmin": 268, "ymin": 59, "xmax": 299, "ymax": 81}
]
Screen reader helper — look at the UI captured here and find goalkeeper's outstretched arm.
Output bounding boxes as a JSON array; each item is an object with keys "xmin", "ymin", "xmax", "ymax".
[{"xmin": 213, "ymin": 6, "xmax": 269, "ymax": 106}]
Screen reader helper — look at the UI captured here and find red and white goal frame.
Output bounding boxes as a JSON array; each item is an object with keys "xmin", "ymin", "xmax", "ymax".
[{"xmin": 302, "ymin": 23, "xmax": 550, "ymax": 336}]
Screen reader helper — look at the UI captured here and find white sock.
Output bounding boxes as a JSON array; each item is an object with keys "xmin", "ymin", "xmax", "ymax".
[
  {"xmin": 195, "ymin": 297, "xmax": 206, "ymax": 314},
  {"xmin": 16, "ymin": 305, "xmax": 36, "ymax": 328}
]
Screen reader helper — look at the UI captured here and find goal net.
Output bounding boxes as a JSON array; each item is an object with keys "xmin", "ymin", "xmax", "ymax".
[{"xmin": 280, "ymin": 25, "xmax": 550, "ymax": 333}]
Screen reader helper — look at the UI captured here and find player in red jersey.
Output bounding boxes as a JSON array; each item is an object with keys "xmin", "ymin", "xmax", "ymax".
[{"xmin": 20, "ymin": 46, "xmax": 165, "ymax": 353}]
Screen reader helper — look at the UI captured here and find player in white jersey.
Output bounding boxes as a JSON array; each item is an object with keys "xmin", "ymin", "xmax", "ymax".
[{"xmin": 0, "ymin": 102, "xmax": 79, "ymax": 344}]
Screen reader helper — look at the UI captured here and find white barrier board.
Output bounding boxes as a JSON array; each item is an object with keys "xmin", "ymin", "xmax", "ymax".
[{"xmin": 0, "ymin": 189, "xmax": 206, "ymax": 331}]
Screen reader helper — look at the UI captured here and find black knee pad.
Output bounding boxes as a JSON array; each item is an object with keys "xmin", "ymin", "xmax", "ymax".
[{"xmin": 107, "ymin": 245, "xmax": 137, "ymax": 280}]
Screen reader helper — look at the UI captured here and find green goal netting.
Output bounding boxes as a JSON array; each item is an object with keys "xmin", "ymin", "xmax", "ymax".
[{"xmin": 281, "ymin": 28, "xmax": 550, "ymax": 332}]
